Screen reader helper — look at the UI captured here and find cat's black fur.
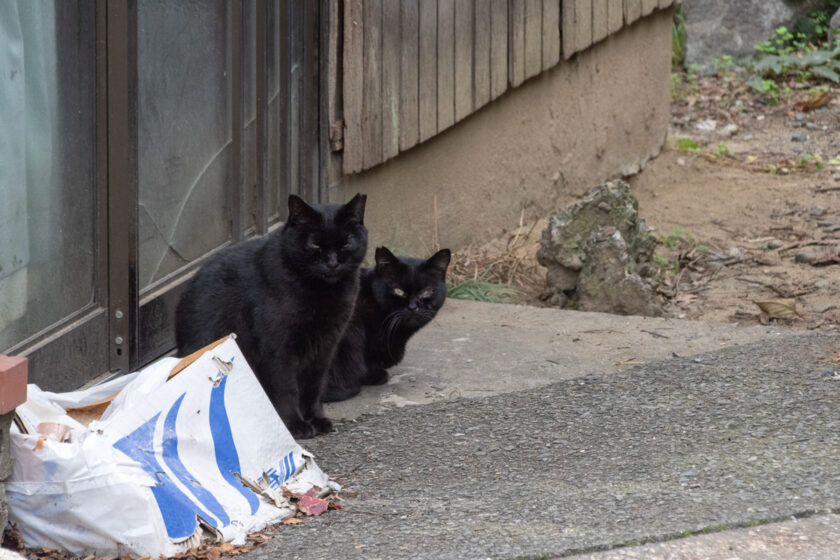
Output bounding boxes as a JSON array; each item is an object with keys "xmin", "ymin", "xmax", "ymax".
[
  {"xmin": 324, "ymin": 246, "xmax": 451, "ymax": 403},
  {"xmin": 175, "ymin": 194, "xmax": 368, "ymax": 439}
]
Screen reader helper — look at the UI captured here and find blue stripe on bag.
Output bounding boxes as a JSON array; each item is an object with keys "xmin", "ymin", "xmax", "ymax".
[
  {"xmin": 114, "ymin": 411, "xmax": 216, "ymax": 539},
  {"xmin": 209, "ymin": 374, "xmax": 261, "ymax": 514}
]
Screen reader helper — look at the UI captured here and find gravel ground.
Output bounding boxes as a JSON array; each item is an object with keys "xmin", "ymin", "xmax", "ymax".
[{"xmin": 246, "ymin": 333, "xmax": 840, "ymax": 560}]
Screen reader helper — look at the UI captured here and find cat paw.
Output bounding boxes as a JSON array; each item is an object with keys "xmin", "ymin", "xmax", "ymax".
[
  {"xmin": 310, "ymin": 416, "xmax": 333, "ymax": 435},
  {"xmin": 286, "ymin": 419, "xmax": 316, "ymax": 440},
  {"xmin": 364, "ymin": 368, "xmax": 389, "ymax": 386}
]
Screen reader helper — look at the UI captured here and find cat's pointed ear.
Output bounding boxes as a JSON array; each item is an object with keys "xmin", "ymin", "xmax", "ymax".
[
  {"xmin": 287, "ymin": 195, "xmax": 320, "ymax": 225},
  {"xmin": 425, "ymin": 249, "xmax": 451, "ymax": 274},
  {"xmin": 336, "ymin": 193, "xmax": 367, "ymax": 224},
  {"xmin": 374, "ymin": 246, "xmax": 400, "ymax": 271}
]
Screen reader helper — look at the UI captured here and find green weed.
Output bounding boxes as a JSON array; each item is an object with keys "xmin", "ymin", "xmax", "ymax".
[{"xmin": 447, "ymin": 279, "xmax": 522, "ymax": 304}]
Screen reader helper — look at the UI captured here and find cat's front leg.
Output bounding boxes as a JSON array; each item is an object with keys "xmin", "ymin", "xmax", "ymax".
[
  {"xmin": 299, "ymin": 368, "xmax": 333, "ymax": 435},
  {"xmin": 256, "ymin": 358, "xmax": 316, "ymax": 439}
]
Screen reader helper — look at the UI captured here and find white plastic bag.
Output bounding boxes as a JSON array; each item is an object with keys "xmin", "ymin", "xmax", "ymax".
[{"xmin": 7, "ymin": 336, "xmax": 335, "ymax": 557}]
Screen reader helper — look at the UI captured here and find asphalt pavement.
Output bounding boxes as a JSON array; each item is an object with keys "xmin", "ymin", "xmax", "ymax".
[{"xmin": 242, "ymin": 301, "xmax": 839, "ymax": 560}]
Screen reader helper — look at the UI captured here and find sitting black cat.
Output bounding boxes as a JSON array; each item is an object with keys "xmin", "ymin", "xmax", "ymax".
[
  {"xmin": 175, "ymin": 194, "xmax": 368, "ymax": 438},
  {"xmin": 324, "ymin": 246, "xmax": 451, "ymax": 402}
]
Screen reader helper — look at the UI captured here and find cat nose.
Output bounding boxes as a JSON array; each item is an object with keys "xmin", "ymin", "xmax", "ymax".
[
  {"xmin": 326, "ymin": 252, "xmax": 338, "ymax": 268},
  {"xmin": 408, "ymin": 301, "xmax": 418, "ymax": 311}
]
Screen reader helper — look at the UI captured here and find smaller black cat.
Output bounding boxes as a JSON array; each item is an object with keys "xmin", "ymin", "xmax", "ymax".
[{"xmin": 325, "ymin": 246, "xmax": 451, "ymax": 402}]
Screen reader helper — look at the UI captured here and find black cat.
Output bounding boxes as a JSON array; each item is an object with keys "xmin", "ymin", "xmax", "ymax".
[
  {"xmin": 324, "ymin": 246, "xmax": 451, "ymax": 403},
  {"xmin": 175, "ymin": 194, "xmax": 368, "ymax": 439}
]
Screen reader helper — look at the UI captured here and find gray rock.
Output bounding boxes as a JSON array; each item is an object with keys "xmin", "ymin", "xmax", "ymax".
[
  {"xmin": 815, "ymin": 303, "xmax": 838, "ymax": 314},
  {"xmin": 538, "ymin": 180, "xmax": 662, "ymax": 317},
  {"xmin": 806, "ymin": 122, "xmax": 818, "ymax": 130},
  {"xmin": 794, "ymin": 250, "xmax": 817, "ymax": 264},
  {"xmin": 795, "ymin": 112, "xmax": 806, "ymax": 122},
  {"xmin": 764, "ymin": 239, "xmax": 784, "ymax": 250},
  {"xmin": 831, "ymin": 7, "xmax": 840, "ymax": 38},
  {"xmin": 684, "ymin": 0, "xmax": 794, "ymax": 68},
  {"xmin": 718, "ymin": 123, "xmax": 739, "ymax": 137},
  {"xmin": 575, "ymin": 229, "xmax": 665, "ymax": 317},
  {"xmin": 792, "ymin": 130, "xmax": 808, "ymax": 142}
]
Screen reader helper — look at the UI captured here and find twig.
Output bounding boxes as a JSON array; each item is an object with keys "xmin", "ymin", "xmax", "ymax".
[
  {"xmin": 641, "ymin": 329, "xmax": 670, "ymax": 339},
  {"xmin": 508, "ymin": 209, "xmax": 525, "ymax": 251},
  {"xmin": 814, "ymin": 185, "xmax": 840, "ymax": 193},
  {"xmin": 778, "ymin": 239, "xmax": 839, "ymax": 253}
]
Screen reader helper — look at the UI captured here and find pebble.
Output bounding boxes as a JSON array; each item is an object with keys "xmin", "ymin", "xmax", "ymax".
[
  {"xmin": 791, "ymin": 131, "xmax": 807, "ymax": 142},
  {"xmin": 806, "ymin": 122, "xmax": 818, "ymax": 130},
  {"xmin": 795, "ymin": 112, "xmax": 806, "ymax": 122},
  {"xmin": 764, "ymin": 239, "xmax": 784, "ymax": 250},
  {"xmin": 794, "ymin": 251, "xmax": 817, "ymax": 264},
  {"xmin": 718, "ymin": 123, "xmax": 739, "ymax": 137},
  {"xmin": 743, "ymin": 134, "xmax": 753, "ymax": 141}
]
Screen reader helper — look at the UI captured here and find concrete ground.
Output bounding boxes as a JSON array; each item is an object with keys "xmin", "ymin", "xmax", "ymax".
[{"xmin": 245, "ymin": 300, "xmax": 840, "ymax": 560}]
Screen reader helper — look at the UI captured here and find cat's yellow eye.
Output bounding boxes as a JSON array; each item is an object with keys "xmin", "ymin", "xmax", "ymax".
[
  {"xmin": 309, "ymin": 243, "xmax": 320, "ymax": 249},
  {"xmin": 393, "ymin": 287, "xmax": 406, "ymax": 297}
]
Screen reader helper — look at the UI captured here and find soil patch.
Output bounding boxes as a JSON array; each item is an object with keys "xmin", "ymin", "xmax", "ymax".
[{"xmin": 449, "ymin": 74, "xmax": 840, "ymax": 332}]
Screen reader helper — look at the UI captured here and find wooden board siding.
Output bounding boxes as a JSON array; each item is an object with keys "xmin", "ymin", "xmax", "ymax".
[
  {"xmin": 342, "ymin": 0, "xmax": 673, "ymax": 174},
  {"xmin": 624, "ymin": 0, "xmax": 642, "ymax": 25},
  {"xmin": 541, "ymin": 0, "xmax": 560, "ymax": 70},
  {"xmin": 607, "ymin": 0, "xmax": 624, "ymax": 34}
]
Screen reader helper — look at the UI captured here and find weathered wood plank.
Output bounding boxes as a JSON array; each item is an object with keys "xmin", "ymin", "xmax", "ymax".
[
  {"xmin": 437, "ymin": 0, "xmax": 455, "ymax": 130},
  {"xmin": 575, "ymin": 0, "xmax": 592, "ymax": 52},
  {"xmin": 342, "ymin": 0, "xmax": 363, "ymax": 173},
  {"xmin": 490, "ymin": 0, "xmax": 507, "ymax": 99},
  {"xmin": 607, "ymin": 0, "xmax": 624, "ymax": 34},
  {"xmin": 362, "ymin": 0, "xmax": 382, "ymax": 169},
  {"xmin": 474, "ymin": 0, "xmax": 491, "ymax": 109},
  {"xmin": 592, "ymin": 0, "xmax": 608, "ymax": 43},
  {"xmin": 524, "ymin": 0, "xmax": 542, "ymax": 78},
  {"xmin": 382, "ymin": 0, "xmax": 400, "ymax": 160},
  {"xmin": 509, "ymin": 0, "xmax": 525, "ymax": 86},
  {"xmin": 561, "ymin": 0, "xmax": 575, "ymax": 59},
  {"xmin": 641, "ymin": 0, "xmax": 657, "ymax": 16},
  {"xmin": 624, "ymin": 0, "xmax": 642, "ymax": 25},
  {"xmin": 418, "ymin": 0, "xmax": 437, "ymax": 141},
  {"xmin": 454, "ymin": 0, "xmax": 473, "ymax": 122},
  {"xmin": 541, "ymin": 0, "xmax": 560, "ymax": 70},
  {"xmin": 399, "ymin": 0, "xmax": 420, "ymax": 151}
]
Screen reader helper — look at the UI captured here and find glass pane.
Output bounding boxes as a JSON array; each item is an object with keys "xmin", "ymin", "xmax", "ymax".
[
  {"xmin": 137, "ymin": 0, "xmax": 234, "ymax": 289},
  {"xmin": 0, "ymin": 0, "xmax": 96, "ymax": 350}
]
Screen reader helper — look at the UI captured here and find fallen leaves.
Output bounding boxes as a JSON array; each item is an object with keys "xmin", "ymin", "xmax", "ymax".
[
  {"xmin": 281, "ymin": 486, "xmax": 344, "ymax": 517},
  {"xmin": 793, "ymin": 90, "xmax": 834, "ymax": 112},
  {"xmin": 753, "ymin": 298, "xmax": 800, "ymax": 324}
]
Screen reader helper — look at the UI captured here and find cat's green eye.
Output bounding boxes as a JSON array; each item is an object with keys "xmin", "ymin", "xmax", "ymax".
[{"xmin": 393, "ymin": 287, "xmax": 406, "ymax": 297}]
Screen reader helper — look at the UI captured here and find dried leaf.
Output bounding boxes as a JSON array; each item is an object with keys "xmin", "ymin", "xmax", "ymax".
[
  {"xmin": 282, "ymin": 517, "xmax": 302, "ymax": 525},
  {"xmin": 296, "ymin": 493, "xmax": 330, "ymax": 516},
  {"xmin": 794, "ymin": 90, "xmax": 834, "ymax": 112},
  {"xmin": 753, "ymin": 298, "xmax": 799, "ymax": 323}
]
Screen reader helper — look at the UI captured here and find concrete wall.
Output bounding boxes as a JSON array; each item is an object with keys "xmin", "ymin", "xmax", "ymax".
[{"xmin": 331, "ymin": 9, "xmax": 672, "ymax": 256}]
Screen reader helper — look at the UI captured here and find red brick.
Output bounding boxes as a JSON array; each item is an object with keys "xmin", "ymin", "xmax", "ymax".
[{"xmin": 0, "ymin": 355, "xmax": 28, "ymax": 414}]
